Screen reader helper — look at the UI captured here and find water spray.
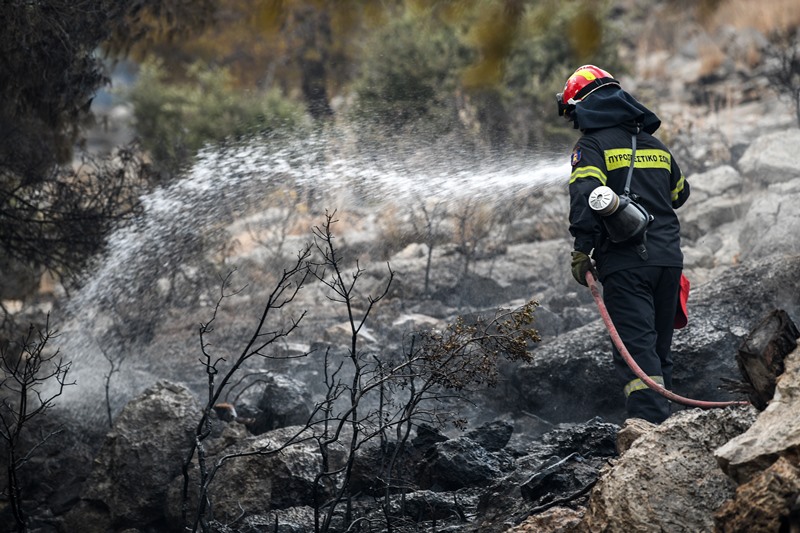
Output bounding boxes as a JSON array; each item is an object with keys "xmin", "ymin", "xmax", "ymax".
[{"xmin": 49, "ymin": 130, "xmax": 572, "ymax": 424}]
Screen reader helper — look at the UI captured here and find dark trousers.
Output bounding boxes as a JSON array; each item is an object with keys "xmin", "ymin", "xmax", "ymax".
[{"xmin": 602, "ymin": 266, "xmax": 682, "ymax": 423}]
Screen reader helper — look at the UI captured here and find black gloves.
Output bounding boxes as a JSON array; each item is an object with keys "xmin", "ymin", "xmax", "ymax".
[{"xmin": 571, "ymin": 250, "xmax": 595, "ymax": 286}]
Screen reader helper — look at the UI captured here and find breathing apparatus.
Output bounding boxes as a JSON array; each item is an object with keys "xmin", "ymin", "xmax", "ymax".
[{"xmin": 588, "ymin": 132, "xmax": 654, "ymax": 260}]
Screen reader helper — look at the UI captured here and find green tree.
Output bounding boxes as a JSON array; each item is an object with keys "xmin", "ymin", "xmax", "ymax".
[
  {"xmin": 348, "ymin": 0, "xmax": 622, "ymax": 150},
  {"xmin": 0, "ymin": 0, "xmax": 214, "ymax": 284},
  {"xmin": 121, "ymin": 0, "xmax": 398, "ymax": 118},
  {"xmin": 349, "ymin": 11, "xmax": 468, "ymax": 139},
  {"xmin": 501, "ymin": 0, "xmax": 623, "ymax": 149},
  {"xmin": 107, "ymin": 0, "xmax": 623, "ymax": 151},
  {"xmin": 128, "ymin": 59, "xmax": 311, "ymax": 175}
]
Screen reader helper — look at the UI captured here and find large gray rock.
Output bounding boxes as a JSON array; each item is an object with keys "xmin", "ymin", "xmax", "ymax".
[
  {"xmin": 681, "ymin": 196, "xmax": 751, "ymax": 242},
  {"xmin": 680, "ymin": 165, "xmax": 751, "ymax": 243},
  {"xmin": 170, "ymin": 425, "xmax": 346, "ymax": 526},
  {"xmin": 737, "ymin": 128, "xmax": 800, "ymax": 186},
  {"xmin": 421, "ymin": 436, "xmax": 511, "ymax": 490},
  {"xmin": 685, "ymin": 165, "xmax": 744, "ymax": 203},
  {"xmin": 724, "ymin": 129, "xmax": 800, "ymax": 260},
  {"xmin": 738, "ymin": 182, "xmax": 800, "ymax": 260},
  {"xmin": 64, "ymin": 381, "xmax": 202, "ymax": 530},
  {"xmin": 463, "ymin": 417, "xmax": 620, "ymax": 533},
  {"xmin": 505, "ymin": 319, "xmax": 621, "ymax": 423},
  {"xmin": 580, "ymin": 407, "xmax": 757, "ymax": 533},
  {"xmin": 676, "ymin": 128, "xmax": 800, "ymax": 281},
  {"xmin": 670, "ymin": 255, "xmax": 800, "ymax": 405},
  {"xmin": 250, "ymin": 372, "xmax": 313, "ymax": 435}
]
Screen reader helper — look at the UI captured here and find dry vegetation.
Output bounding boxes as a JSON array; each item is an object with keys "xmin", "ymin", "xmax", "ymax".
[
  {"xmin": 709, "ymin": 0, "xmax": 800, "ymax": 33},
  {"xmin": 631, "ymin": 0, "xmax": 800, "ymax": 80}
]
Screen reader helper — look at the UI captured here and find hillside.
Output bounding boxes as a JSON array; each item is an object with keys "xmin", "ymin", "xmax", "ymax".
[{"xmin": 1, "ymin": 1, "xmax": 800, "ymax": 532}]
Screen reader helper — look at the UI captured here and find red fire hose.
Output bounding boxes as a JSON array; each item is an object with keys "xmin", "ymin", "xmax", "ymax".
[{"xmin": 585, "ymin": 270, "xmax": 749, "ymax": 409}]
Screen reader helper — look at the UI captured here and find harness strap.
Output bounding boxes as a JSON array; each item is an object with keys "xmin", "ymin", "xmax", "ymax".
[{"xmin": 623, "ymin": 130, "xmax": 637, "ymax": 197}]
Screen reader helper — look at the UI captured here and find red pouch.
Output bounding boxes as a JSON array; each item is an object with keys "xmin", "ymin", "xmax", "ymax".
[{"xmin": 674, "ymin": 273, "xmax": 690, "ymax": 329}]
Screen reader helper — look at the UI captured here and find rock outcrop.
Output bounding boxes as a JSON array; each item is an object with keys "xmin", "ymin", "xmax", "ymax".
[
  {"xmin": 63, "ymin": 381, "xmax": 202, "ymax": 531},
  {"xmin": 580, "ymin": 407, "xmax": 757, "ymax": 533},
  {"xmin": 712, "ymin": 343, "xmax": 800, "ymax": 531},
  {"xmin": 716, "ymin": 344, "xmax": 800, "ymax": 483}
]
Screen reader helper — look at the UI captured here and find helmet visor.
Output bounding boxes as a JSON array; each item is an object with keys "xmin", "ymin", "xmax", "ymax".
[{"xmin": 556, "ymin": 93, "xmax": 574, "ymax": 119}]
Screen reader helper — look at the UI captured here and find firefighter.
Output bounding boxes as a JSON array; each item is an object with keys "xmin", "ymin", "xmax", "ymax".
[{"xmin": 557, "ymin": 65, "xmax": 690, "ymax": 423}]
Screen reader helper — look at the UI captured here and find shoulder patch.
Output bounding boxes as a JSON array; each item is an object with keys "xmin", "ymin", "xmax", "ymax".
[{"xmin": 571, "ymin": 147, "xmax": 582, "ymax": 167}]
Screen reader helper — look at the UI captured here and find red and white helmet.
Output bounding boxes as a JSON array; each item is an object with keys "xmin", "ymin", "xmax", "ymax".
[{"xmin": 557, "ymin": 65, "xmax": 620, "ymax": 118}]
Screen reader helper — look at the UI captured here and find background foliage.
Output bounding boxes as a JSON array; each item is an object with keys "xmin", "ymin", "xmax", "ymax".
[
  {"xmin": 125, "ymin": 0, "xmax": 622, "ymax": 151},
  {"xmin": 2, "ymin": 0, "xmax": 799, "ymax": 300},
  {"xmin": 128, "ymin": 60, "xmax": 311, "ymax": 175}
]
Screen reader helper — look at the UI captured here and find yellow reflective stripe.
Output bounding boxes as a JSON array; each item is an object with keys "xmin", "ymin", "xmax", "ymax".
[
  {"xmin": 569, "ymin": 166, "xmax": 607, "ymax": 186},
  {"xmin": 604, "ymin": 148, "xmax": 632, "ymax": 170},
  {"xmin": 605, "ymin": 149, "xmax": 672, "ymax": 172},
  {"xmin": 671, "ymin": 174, "xmax": 686, "ymax": 202},
  {"xmin": 624, "ymin": 376, "xmax": 665, "ymax": 397}
]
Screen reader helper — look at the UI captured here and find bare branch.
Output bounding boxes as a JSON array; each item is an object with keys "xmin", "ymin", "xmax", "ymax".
[
  {"xmin": 0, "ymin": 316, "xmax": 73, "ymax": 531},
  {"xmin": 182, "ymin": 246, "xmax": 311, "ymax": 532}
]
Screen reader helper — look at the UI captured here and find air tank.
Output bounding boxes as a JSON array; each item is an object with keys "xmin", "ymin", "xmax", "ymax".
[{"xmin": 588, "ymin": 186, "xmax": 652, "ymax": 244}]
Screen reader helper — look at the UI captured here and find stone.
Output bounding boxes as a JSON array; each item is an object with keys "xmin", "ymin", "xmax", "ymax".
[
  {"xmin": 734, "ymin": 309, "xmax": 799, "ymax": 410},
  {"xmin": 715, "ymin": 344, "xmax": 800, "ymax": 484},
  {"xmin": 251, "ymin": 372, "xmax": 313, "ymax": 434},
  {"xmin": 67, "ymin": 381, "xmax": 202, "ymax": 529},
  {"xmin": 616, "ymin": 418, "xmax": 656, "ymax": 455},
  {"xmin": 714, "ymin": 456, "xmax": 800, "ymax": 532},
  {"xmin": 738, "ymin": 187, "xmax": 800, "ymax": 260},
  {"xmin": 506, "ymin": 506, "xmax": 584, "ymax": 533},
  {"xmin": 580, "ymin": 407, "xmax": 756, "ymax": 533},
  {"xmin": 421, "ymin": 436, "xmax": 508, "ymax": 490},
  {"xmin": 680, "ymin": 196, "xmax": 751, "ymax": 241},
  {"xmin": 686, "ymin": 165, "xmax": 744, "ymax": 202},
  {"xmin": 738, "ymin": 128, "xmax": 800, "ymax": 185},
  {"xmin": 465, "ymin": 420, "xmax": 514, "ymax": 451},
  {"xmin": 166, "ymin": 425, "xmax": 346, "ymax": 528}
]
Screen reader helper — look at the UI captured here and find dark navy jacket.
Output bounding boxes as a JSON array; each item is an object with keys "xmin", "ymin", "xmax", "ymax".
[{"xmin": 567, "ymin": 87, "xmax": 690, "ymax": 278}]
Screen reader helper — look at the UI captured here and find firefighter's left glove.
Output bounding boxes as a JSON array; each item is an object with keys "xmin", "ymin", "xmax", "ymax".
[{"xmin": 570, "ymin": 251, "xmax": 595, "ymax": 287}]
